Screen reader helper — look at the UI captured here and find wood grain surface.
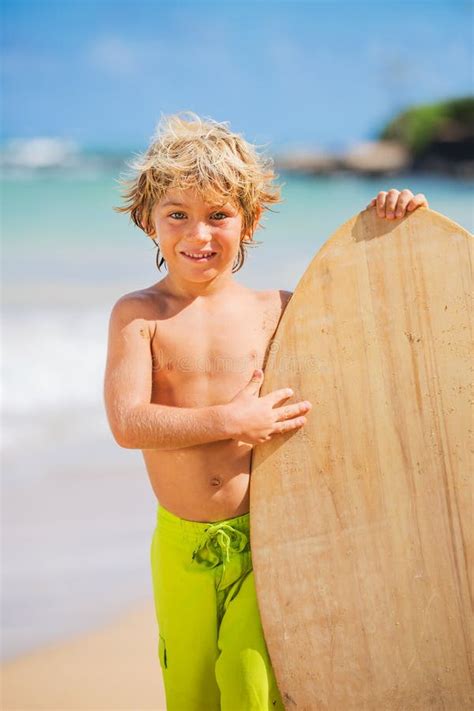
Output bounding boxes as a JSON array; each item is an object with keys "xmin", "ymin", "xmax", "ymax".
[{"xmin": 250, "ymin": 208, "xmax": 473, "ymax": 710}]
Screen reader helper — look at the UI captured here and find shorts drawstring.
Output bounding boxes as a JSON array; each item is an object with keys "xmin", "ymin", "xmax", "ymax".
[{"xmin": 191, "ymin": 522, "xmax": 249, "ymax": 567}]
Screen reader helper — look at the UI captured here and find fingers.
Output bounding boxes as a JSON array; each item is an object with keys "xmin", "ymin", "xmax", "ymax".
[
  {"xmin": 394, "ymin": 189, "xmax": 414, "ymax": 217},
  {"xmin": 265, "ymin": 387, "xmax": 294, "ymax": 407},
  {"xmin": 407, "ymin": 193, "xmax": 429, "ymax": 211},
  {"xmin": 376, "ymin": 191, "xmax": 388, "ymax": 217},
  {"xmin": 384, "ymin": 189, "xmax": 403, "ymax": 219},
  {"xmin": 273, "ymin": 400, "xmax": 312, "ymax": 422},
  {"xmin": 258, "ymin": 391, "xmax": 312, "ymax": 440},
  {"xmin": 246, "ymin": 369, "xmax": 264, "ymax": 395},
  {"xmin": 259, "ymin": 406, "xmax": 309, "ymax": 441},
  {"xmin": 272, "ymin": 415, "xmax": 308, "ymax": 435},
  {"xmin": 370, "ymin": 189, "xmax": 429, "ymax": 219}
]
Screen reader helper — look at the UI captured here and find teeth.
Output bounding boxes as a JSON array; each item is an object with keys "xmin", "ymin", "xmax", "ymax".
[{"xmin": 183, "ymin": 252, "xmax": 215, "ymax": 258}]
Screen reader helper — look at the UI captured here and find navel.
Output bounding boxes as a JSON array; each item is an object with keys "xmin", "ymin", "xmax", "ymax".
[{"xmin": 210, "ymin": 477, "xmax": 222, "ymax": 488}]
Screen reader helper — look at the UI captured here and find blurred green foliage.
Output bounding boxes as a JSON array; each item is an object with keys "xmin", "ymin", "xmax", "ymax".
[{"xmin": 380, "ymin": 97, "xmax": 474, "ymax": 155}]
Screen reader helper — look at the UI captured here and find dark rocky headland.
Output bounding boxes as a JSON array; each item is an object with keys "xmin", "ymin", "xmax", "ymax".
[{"xmin": 275, "ymin": 97, "xmax": 474, "ymax": 178}]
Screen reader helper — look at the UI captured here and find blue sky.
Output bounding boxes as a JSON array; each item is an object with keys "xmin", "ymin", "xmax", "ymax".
[{"xmin": 1, "ymin": 0, "xmax": 472, "ymax": 151}]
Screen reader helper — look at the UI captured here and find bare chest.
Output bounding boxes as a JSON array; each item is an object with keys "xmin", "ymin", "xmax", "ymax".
[{"xmin": 150, "ymin": 300, "xmax": 280, "ymax": 406}]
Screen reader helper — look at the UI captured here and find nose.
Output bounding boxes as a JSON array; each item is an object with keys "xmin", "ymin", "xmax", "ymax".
[{"xmin": 187, "ymin": 221, "xmax": 212, "ymax": 244}]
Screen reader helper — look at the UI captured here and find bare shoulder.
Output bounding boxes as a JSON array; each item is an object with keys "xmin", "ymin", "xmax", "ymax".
[
  {"xmin": 257, "ymin": 288, "xmax": 293, "ymax": 314},
  {"xmin": 109, "ymin": 287, "xmax": 162, "ymax": 338},
  {"xmin": 253, "ymin": 289, "xmax": 293, "ymax": 338},
  {"xmin": 112, "ymin": 286, "xmax": 156, "ymax": 311}
]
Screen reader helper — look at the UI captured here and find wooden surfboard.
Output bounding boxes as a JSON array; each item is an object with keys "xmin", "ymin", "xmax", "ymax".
[{"xmin": 250, "ymin": 207, "xmax": 473, "ymax": 710}]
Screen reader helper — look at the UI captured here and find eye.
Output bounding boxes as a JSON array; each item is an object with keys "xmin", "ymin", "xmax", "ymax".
[
  {"xmin": 169, "ymin": 212, "xmax": 186, "ymax": 220},
  {"xmin": 170, "ymin": 211, "xmax": 186, "ymax": 219},
  {"xmin": 211, "ymin": 212, "xmax": 228, "ymax": 220}
]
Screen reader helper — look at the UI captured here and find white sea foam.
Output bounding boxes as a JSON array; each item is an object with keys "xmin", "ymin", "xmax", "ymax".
[
  {"xmin": 1, "ymin": 137, "xmax": 79, "ymax": 169},
  {"xmin": 2, "ymin": 306, "xmax": 110, "ymax": 451}
]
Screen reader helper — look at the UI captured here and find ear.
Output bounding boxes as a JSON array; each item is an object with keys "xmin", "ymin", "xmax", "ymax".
[
  {"xmin": 142, "ymin": 205, "xmax": 157, "ymax": 237},
  {"xmin": 142, "ymin": 217, "xmax": 153, "ymax": 236},
  {"xmin": 242, "ymin": 207, "xmax": 263, "ymax": 241}
]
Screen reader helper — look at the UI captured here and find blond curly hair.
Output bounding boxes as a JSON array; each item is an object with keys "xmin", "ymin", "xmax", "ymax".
[{"xmin": 114, "ymin": 111, "xmax": 281, "ymax": 272}]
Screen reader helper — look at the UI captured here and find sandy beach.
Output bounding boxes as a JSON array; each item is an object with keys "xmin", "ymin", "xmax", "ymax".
[
  {"xmin": 1, "ymin": 421, "xmax": 167, "ymax": 709},
  {"xmin": 1, "ymin": 599, "xmax": 166, "ymax": 710}
]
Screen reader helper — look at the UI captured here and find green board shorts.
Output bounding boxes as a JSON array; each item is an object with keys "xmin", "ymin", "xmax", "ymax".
[{"xmin": 150, "ymin": 503, "xmax": 285, "ymax": 710}]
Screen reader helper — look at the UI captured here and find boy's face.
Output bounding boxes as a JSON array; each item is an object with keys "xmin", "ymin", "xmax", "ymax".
[{"xmin": 152, "ymin": 188, "xmax": 244, "ymax": 283}]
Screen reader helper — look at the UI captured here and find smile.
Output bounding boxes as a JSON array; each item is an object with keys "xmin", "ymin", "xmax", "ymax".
[{"xmin": 180, "ymin": 251, "xmax": 217, "ymax": 262}]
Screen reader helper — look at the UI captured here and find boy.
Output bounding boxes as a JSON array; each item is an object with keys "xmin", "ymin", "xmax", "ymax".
[{"xmin": 104, "ymin": 112, "xmax": 428, "ymax": 710}]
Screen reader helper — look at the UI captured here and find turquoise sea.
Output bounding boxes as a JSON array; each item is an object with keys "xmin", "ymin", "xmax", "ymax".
[
  {"xmin": 1, "ymin": 166, "xmax": 472, "ymax": 660},
  {"xmin": 3, "ymin": 169, "xmax": 473, "ymax": 451}
]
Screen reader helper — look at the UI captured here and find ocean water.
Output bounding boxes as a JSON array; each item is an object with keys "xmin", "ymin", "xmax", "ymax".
[
  {"xmin": 2, "ymin": 169, "xmax": 473, "ymax": 455},
  {"xmin": 1, "ymin": 167, "xmax": 472, "ymax": 659}
]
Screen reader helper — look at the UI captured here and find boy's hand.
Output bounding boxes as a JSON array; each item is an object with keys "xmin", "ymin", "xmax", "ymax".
[
  {"xmin": 225, "ymin": 370, "xmax": 312, "ymax": 446},
  {"xmin": 367, "ymin": 189, "xmax": 429, "ymax": 220}
]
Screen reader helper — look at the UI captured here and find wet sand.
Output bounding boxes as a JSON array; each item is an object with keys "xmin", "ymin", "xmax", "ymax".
[
  {"xmin": 1, "ymin": 599, "xmax": 166, "ymax": 710},
  {"xmin": 1, "ymin": 430, "xmax": 164, "ymax": 710}
]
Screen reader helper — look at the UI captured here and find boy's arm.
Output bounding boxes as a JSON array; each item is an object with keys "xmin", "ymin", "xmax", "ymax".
[{"xmin": 103, "ymin": 295, "xmax": 235, "ymax": 450}]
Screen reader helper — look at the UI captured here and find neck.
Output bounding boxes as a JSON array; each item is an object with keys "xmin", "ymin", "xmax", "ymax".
[{"xmin": 160, "ymin": 269, "xmax": 239, "ymax": 301}]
